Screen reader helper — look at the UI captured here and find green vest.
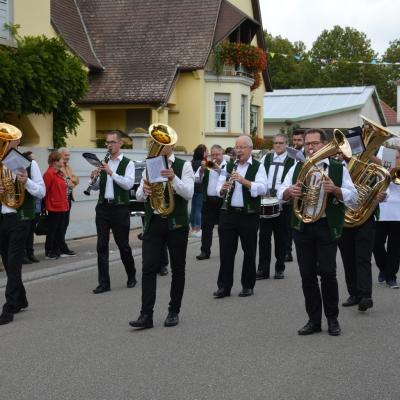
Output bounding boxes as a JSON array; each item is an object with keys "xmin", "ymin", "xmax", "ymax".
[
  {"xmin": 263, "ymin": 152, "xmax": 294, "ymax": 184},
  {"xmin": 143, "ymin": 157, "xmax": 190, "ymax": 231},
  {"xmin": 292, "ymin": 159, "xmax": 345, "ymax": 239},
  {"xmin": 225, "ymin": 159, "xmax": 262, "ymax": 214},
  {"xmin": 16, "ymin": 166, "xmax": 36, "ymax": 221},
  {"xmin": 98, "ymin": 156, "xmax": 131, "ymax": 205}
]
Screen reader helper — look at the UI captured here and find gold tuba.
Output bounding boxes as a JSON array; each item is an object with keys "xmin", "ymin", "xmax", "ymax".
[
  {"xmin": 146, "ymin": 123, "xmax": 178, "ymax": 216},
  {"xmin": 293, "ymin": 129, "xmax": 352, "ymax": 223},
  {"xmin": 0, "ymin": 122, "xmax": 25, "ymax": 209},
  {"xmin": 344, "ymin": 116, "xmax": 400, "ymax": 228}
]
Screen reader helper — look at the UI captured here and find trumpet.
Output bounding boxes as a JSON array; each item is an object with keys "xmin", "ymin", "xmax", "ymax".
[
  {"xmin": 221, "ymin": 158, "xmax": 239, "ymax": 210},
  {"xmin": 83, "ymin": 151, "xmax": 111, "ymax": 196}
]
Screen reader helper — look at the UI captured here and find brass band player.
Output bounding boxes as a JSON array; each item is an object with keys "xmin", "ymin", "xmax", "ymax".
[{"xmin": 278, "ymin": 129, "xmax": 357, "ymax": 336}]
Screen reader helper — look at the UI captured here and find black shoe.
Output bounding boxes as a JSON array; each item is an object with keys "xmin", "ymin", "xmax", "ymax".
[
  {"xmin": 0, "ymin": 311, "xmax": 14, "ymax": 325},
  {"xmin": 342, "ymin": 296, "xmax": 360, "ymax": 307},
  {"xmin": 23, "ymin": 256, "xmax": 32, "ymax": 264},
  {"xmin": 127, "ymin": 279, "xmax": 137, "ymax": 288},
  {"xmin": 297, "ymin": 321, "xmax": 322, "ymax": 335},
  {"xmin": 213, "ymin": 288, "xmax": 231, "ymax": 298},
  {"xmin": 129, "ymin": 313, "xmax": 153, "ymax": 329},
  {"xmin": 164, "ymin": 312, "xmax": 179, "ymax": 327},
  {"xmin": 45, "ymin": 252, "xmax": 60, "ymax": 260},
  {"xmin": 285, "ymin": 254, "xmax": 293, "ymax": 262},
  {"xmin": 60, "ymin": 250, "xmax": 77, "ymax": 257},
  {"xmin": 28, "ymin": 254, "xmax": 40, "ymax": 263},
  {"xmin": 196, "ymin": 252, "xmax": 210, "ymax": 260},
  {"xmin": 14, "ymin": 299, "xmax": 29, "ymax": 314},
  {"xmin": 274, "ymin": 271, "xmax": 285, "ymax": 279},
  {"xmin": 327, "ymin": 318, "xmax": 341, "ymax": 336},
  {"xmin": 358, "ymin": 297, "xmax": 373, "ymax": 312},
  {"xmin": 256, "ymin": 270, "xmax": 270, "ymax": 280},
  {"xmin": 92, "ymin": 285, "xmax": 110, "ymax": 294},
  {"xmin": 158, "ymin": 266, "xmax": 168, "ymax": 276},
  {"xmin": 238, "ymin": 288, "xmax": 254, "ymax": 297}
]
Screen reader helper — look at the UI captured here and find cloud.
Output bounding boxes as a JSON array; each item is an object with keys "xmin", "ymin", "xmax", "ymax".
[{"xmin": 260, "ymin": 0, "xmax": 400, "ymax": 55}]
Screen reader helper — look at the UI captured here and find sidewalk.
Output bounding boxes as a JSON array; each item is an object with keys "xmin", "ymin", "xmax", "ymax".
[{"xmin": 0, "ymin": 228, "xmax": 204, "ymax": 288}]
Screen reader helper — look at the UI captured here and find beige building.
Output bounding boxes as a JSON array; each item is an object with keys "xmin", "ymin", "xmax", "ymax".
[{"xmin": 1, "ymin": 0, "xmax": 271, "ymax": 151}]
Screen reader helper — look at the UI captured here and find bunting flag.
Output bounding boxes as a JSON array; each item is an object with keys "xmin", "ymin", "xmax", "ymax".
[{"xmin": 265, "ymin": 51, "xmax": 400, "ymax": 66}]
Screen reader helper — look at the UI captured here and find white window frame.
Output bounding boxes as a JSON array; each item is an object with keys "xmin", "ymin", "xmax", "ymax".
[
  {"xmin": 214, "ymin": 93, "xmax": 229, "ymax": 132},
  {"xmin": 250, "ymin": 105, "xmax": 259, "ymax": 135},
  {"xmin": 241, "ymin": 95, "xmax": 247, "ymax": 133},
  {"xmin": 0, "ymin": 0, "xmax": 13, "ymax": 44}
]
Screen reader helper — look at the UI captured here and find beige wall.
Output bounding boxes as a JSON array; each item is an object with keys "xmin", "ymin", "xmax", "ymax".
[
  {"xmin": 66, "ymin": 109, "xmax": 96, "ymax": 148},
  {"xmin": 15, "ymin": 0, "xmax": 55, "ymax": 38},
  {"xmin": 168, "ymin": 70, "xmax": 205, "ymax": 153},
  {"xmin": 227, "ymin": 0, "xmax": 253, "ymax": 17}
]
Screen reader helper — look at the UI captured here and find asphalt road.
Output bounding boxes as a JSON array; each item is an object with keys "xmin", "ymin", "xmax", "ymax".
[{"xmin": 0, "ymin": 232, "xmax": 399, "ymax": 400}]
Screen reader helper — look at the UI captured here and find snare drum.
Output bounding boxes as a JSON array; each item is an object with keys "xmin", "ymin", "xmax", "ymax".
[{"xmin": 260, "ymin": 197, "xmax": 281, "ymax": 219}]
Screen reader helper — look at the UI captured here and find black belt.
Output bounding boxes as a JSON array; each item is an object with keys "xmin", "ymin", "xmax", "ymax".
[
  {"xmin": 230, "ymin": 207, "xmax": 244, "ymax": 212},
  {"xmin": 101, "ymin": 200, "xmax": 126, "ymax": 206},
  {"xmin": 1, "ymin": 212, "xmax": 17, "ymax": 218}
]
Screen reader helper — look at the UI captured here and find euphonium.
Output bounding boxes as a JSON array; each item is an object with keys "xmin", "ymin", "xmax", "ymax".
[
  {"xmin": 293, "ymin": 129, "xmax": 352, "ymax": 223},
  {"xmin": 344, "ymin": 116, "xmax": 400, "ymax": 228},
  {"xmin": 0, "ymin": 122, "xmax": 25, "ymax": 209},
  {"xmin": 147, "ymin": 123, "xmax": 178, "ymax": 216}
]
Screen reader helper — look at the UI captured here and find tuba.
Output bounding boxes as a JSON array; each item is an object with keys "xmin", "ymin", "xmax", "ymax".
[
  {"xmin": 293, "ymin": 129, "xmax": 352, "ymax": 223},
  {"xmin": 146, "ymin": 123, "xmax": 178, "ymax": 216},
  {"xmin": 344, "ymin": 116, "xmax": 400, "ymax": 228},
  {"xmin": 0, "ymin": 123, "xmax": 25, "ymax": 209}
]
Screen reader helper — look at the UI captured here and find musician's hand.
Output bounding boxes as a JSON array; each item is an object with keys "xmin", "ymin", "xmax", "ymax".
[
  {"xmin": 287, "ymin": 183, "xmax": 302, "ymax": 198},
  {"xmin": 322, "ymin": 177, "xmax": 337, "ymax": 193},
  {"xmin": 143, "ymin": 179, "xmax": 152, "ymax": 196},
  {"xmin": 101, "ymin": 162, "xmax": 113, "ymax": 176},
  {"xmin": 377, "ymin": 191, "xmax": 387, "ymax": 203},
  {"xmin": 231, "ymin": 172, "xmax": 243, "ymax": 184},
  {"xmin": 15, "ymin": 169, "xmax": 28, "ymax": 183},
  {"xmin": 220, "ymin": 182, "xmax": 231, "ymax": 194},
  {"xmin": 91, "ymin": 169, "xmax": 100, "ymax": 180},
  {"xmin": 161, "ymin": 168, "xmax": 175, "ymax": 181},
  {"xmin": 200, "ymin": 160, "xmax": 207, "ymax": 171}
]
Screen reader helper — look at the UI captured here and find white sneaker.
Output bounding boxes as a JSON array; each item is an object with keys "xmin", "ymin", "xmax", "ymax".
[{"xmin": 192, "ymin": 230, "xmax": 202, "ymax": 238}]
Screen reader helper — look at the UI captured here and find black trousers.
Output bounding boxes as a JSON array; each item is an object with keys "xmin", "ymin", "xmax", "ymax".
[
  {"xmin": 141, "ymin": 215, "xmax": 189, "ymax": 315},
  {"xmin": 58, "ymin": 197, "xmax": 72, "ymax": 253},
  {"xmin": 200, "ymin": 197, "xmax": 223, "ymax": 255},
  {"xmin": 258, "ymin": 208, "xmax": 286, "ymax": 275},
  {"xmin": 374, "ymin": 221, "xmax": 400, "ymax": 282},
  {"xmin": 282, "ymin": 203, "xmax": 293, "ymax": 256},
  {"xmin": 45, "ymin": 211, "xmax": 67, "ymax": 255},
  {"xmin": 0, "ymin": 214, "xmax": 30, "ymax": 312},
  {"xmin": 25, "ymin": 212, "xmax": 40, "ymax": 257},
  {"xmin": 217, "ymin": 211, "xmax": 259, "ymax": 291},
  {"xmin": 338, "ymin": 216, "xmax": 375, "ymax": 299},
  {"xmin": 293, "ymin": 219, "xmax": 339, "ymax": 323},
  {"xmin": 95, "ymin": 204, "xmax": 136, "ymax": 287}
]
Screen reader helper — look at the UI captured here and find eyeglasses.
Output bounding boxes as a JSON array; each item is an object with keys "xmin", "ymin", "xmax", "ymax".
[
  {"xmin": 273, "ymin": 142, "xmax": 285, "ymax": 145},
  {"xmin": 105, "ymin": 141, "xmax": 119, "ymax": 145},
  {"xmin": 304, "ymin": 141, "xmax": 321, "ymax": 147},
  {"xmin": 235, "ymin": 146, "xmax": 249, "ymax": 150}
]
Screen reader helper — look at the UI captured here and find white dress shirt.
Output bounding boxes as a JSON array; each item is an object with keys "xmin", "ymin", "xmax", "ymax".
[
  {"xmin": 260, "ymin": 151, "xmax": 289, "ymax": 198},
  {"xmin": 195, "ymin": 160, "xmax": 227, "ymax": 197},
  {"xmin": 97, "ymin": 153, "xmax": 135, "ymax": 199},
  {"xmin": 1, "ymin": 160, "xmax": 46, "ymax": 214},
  {"xmin": 216, "ymin": 156, "xmax": 268, "ymax": 207},
  {"xmin": 136, "ymin": 153, "xmax": 194, "ymax": 203},
  {"xmin": 379, "ymin": 182, "xmax": 400, "ymax": 221},
  {"xmin": 277, "ymin": 158, "xmax": 358, "ymax": 213}
]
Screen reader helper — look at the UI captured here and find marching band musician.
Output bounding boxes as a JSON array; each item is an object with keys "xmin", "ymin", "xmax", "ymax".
[
  {"xmin": 213, "ymin": 135, "xmax": 267, "ymax": 299},
  {"xmin": 195, "ymin": 144, "xmax": 226, "ymax": 261},
  {"xmin": 278, "ymin": 129, "xmax": 357, "ymax": 336},
  {"xmin": 0, "ymin": 124, "xmax": 46, "ymax": 325},
  {"xmin": 130, "ymin": 142, "xmax": 194, "ymax": 329},
  {"xmin": 374, "ymin": 149, "xmax": 400, "ymax": 289},
  {"xmin": 257, "ymin": 133, "xmax": 294, "ymax": 280},
  {"xmin": 91, "ymin": 130, "xmax": 137, "ymax": 294}
]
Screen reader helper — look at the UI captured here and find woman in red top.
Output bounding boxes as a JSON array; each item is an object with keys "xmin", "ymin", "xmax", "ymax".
[{"xmin": 43, "ymin": 151, "xmax": 69, "ymax": 260}]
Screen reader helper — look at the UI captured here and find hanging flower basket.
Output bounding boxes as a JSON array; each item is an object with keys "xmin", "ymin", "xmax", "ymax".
[{"xmin": 215, "ymin": 42, "xmax": 267, "ymax": 90}]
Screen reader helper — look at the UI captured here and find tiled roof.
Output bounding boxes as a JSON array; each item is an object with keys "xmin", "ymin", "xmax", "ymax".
[
  {"xmin": 380, "ymin": 100, "xmax": 399, "ymax": 126},
  {"xmin": 51, "ymin": 0, "xmax": 270, "ymax": 104},
  {"xmin": 51, "ymin": 0, "xmax": 103, "ymax": 71}
]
